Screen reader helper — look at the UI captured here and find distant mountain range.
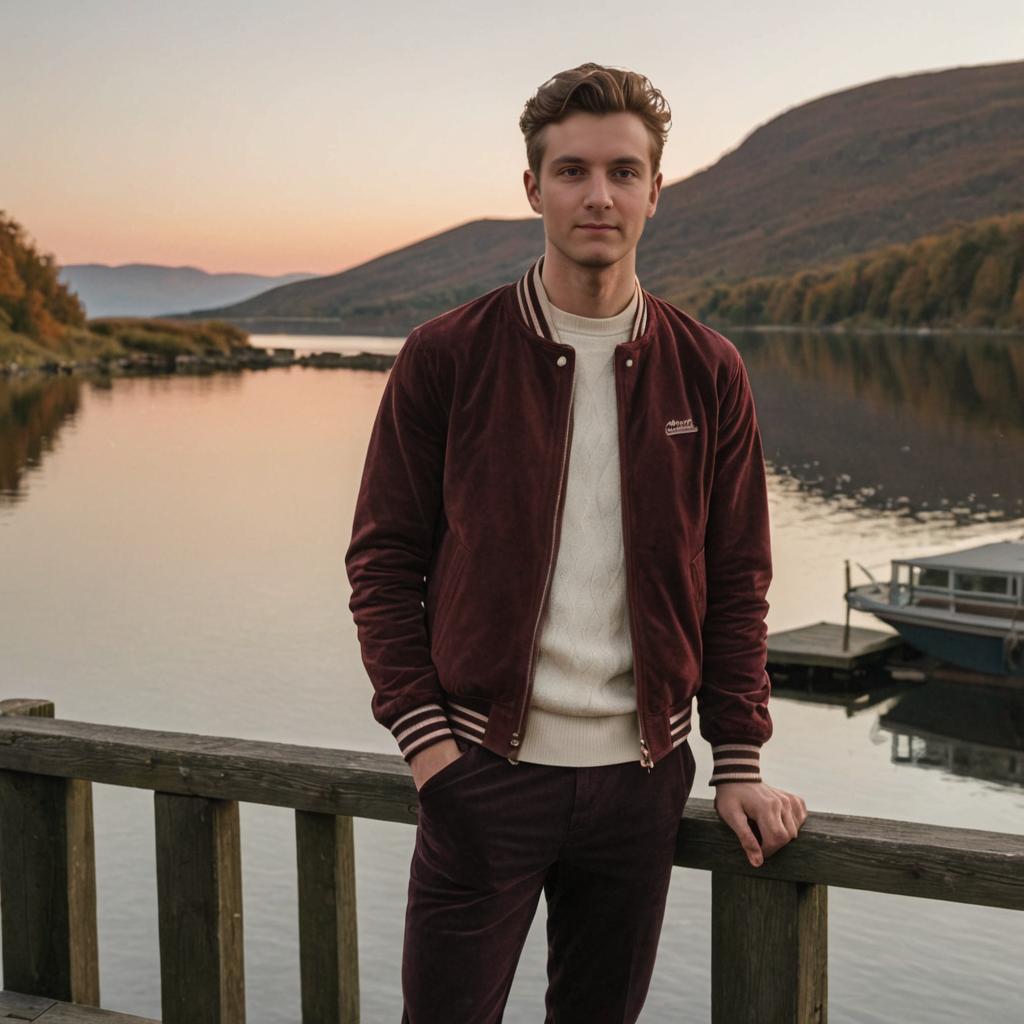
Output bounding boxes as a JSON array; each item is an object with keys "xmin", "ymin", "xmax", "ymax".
[
  {"xmin": 58, "ymin": 263, "xmax": 318, "ymax": 318},
  {"xmin": 171, "ymin": 59, "xmax": 1024, "ymax": 336}
]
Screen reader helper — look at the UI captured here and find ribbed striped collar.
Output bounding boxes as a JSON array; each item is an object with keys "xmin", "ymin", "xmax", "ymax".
[{"xmin": 514, "ymin": 254, "xmax": 649, "ymax": 345}]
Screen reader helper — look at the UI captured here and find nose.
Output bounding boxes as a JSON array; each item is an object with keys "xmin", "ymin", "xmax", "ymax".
[{"xmin": 584, "ymin": 179, "xmax": 612, "ymax": 210}]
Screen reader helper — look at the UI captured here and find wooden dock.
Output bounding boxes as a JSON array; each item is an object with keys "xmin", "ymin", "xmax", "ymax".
[{"xmin": 768, "ymin": 620, "xmax": 903, "ymax": 671}]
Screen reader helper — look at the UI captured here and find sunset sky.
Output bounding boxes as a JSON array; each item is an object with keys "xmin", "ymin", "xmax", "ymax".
[{"xmin": 4, "ymin": 1, "xmax": 1021, "ymax": 277}]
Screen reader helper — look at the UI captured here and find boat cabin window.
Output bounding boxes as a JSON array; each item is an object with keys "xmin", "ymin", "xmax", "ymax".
[
  {"xmin": 953, "ymin": 572, "xmax": 1010, "ymax": 596},
  {"xmin": 912, "ymin": 567, "xmax": 949, "ymax": 589}
]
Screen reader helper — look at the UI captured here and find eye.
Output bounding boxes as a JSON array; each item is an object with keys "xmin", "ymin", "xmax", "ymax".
[{"xmin": 557, "ymin": 166, "xmax": 638, "ymax": 179}]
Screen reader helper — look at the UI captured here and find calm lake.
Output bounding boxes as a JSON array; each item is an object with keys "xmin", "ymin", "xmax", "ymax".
[{"xmin": 1, "ymin": 327, "xmax": 1022, "ymax": 1022}]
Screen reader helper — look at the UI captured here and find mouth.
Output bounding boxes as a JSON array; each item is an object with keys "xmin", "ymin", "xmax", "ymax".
[{"xmin": 578, "ymin": 225, "xmax": 617, "ymax": 232}]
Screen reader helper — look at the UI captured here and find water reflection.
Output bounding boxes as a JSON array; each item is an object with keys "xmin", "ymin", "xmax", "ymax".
[
  {"xmin": 730, "ymin": 328, "xmax": 1024, "ymax": 526},
  {"xmin": 771, "ymin": 664, "xmax": 1024, "ymax": 788},
  {"xmin": 2, "ymin": 328, "xmax": 1022, "ymax": 526},
  {"xmin": 0, "ymin": 375, "xmax": 83, "ymax": 505},
  {"xmin": 878, "ymin": 681, "xmax": 1024, "ymax": 787}
]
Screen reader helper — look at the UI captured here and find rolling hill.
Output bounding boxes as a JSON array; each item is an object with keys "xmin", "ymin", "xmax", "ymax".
[
  {"xmin": 59, "ymin": 263, "xmax": 317, "ymax": 318},
  {"xmin": 178, "ymin": 59, "xmax": 1024, "ymax": 334}
]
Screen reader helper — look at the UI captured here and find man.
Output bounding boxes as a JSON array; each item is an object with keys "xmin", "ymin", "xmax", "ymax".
[{"xmin": 346, "ymin": 62, "xmax": 807, "ymax": 1024}]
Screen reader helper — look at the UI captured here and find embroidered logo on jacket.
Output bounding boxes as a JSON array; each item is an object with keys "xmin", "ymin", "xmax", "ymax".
[{"xmin": 665, "ymin": 417, "xmax": 699, "ymax": 436}]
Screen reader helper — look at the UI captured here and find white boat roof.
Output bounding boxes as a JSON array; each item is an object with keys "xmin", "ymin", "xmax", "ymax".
[{"xmin": 894, "ymin": 539, "xmax": 1024, "ymax": 574}]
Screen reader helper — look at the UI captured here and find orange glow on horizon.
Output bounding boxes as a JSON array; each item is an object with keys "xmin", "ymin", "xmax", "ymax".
[{"xmin": 42, "ymin": 200, "xmax": 537, "ymax": 277}]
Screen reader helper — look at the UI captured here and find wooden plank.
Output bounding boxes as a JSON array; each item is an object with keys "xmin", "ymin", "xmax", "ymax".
[
  {"xmin": 65, "ymin": 779, "xmax": 100, "ymax": 1003},
  {"xmin": 711, "ymin": 874, "xmax": 827, "ymax": 1024},
  {"xmin": 2, "ymin": 991, "xmax": 159, "ymax": 1023},
  {"xmin": 0, "ymin": 699, "xmax": 56, "ymax": 718},
  {"xmin": 35, "ymin": 1008, "xmax": 155, "ymax": 1022},
  {"xmin": 35, "ymin": 1002, "xmax": 157, "ymax": 1022},
  {"xmin": 295, "ymin": 811, "xmax": 360, "ymax": 1023},
  {"xmin": 0, "ymin": 989, "xmax": 55, "ymax": 1020},
  {"xmin": 154, "ymin": 794, "xmax": 245, "ymax": 1024},
  {"xmin": 768, "ymin": 621, "xmax": 901, "ymax": 670},
  {"xmin": 0, "ymin": 703, "xmax": 100, "ymax": 1004},
  {"xmin": 675, "ymin": 802, "xmax": 1024, "ymax": 911},
  {"xmin": 0, "ymin": 714, "xmax": 416, "ymax": 826},
  {"xmin": 35, "ymin": 1009, "xmax": 154, "ymax": 1023}
]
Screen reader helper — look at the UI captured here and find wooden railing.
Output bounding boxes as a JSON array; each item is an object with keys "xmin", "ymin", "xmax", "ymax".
[{"xmin": 1, "ymin": 697, "xmax": 1021, "ymax": 1023}]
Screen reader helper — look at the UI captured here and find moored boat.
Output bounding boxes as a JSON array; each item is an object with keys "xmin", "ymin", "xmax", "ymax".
[{"xmin": 845, "ymin": 540, "xmax": 1024, "ymax": 677}]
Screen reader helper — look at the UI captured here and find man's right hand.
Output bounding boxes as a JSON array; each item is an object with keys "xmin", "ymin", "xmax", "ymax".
[{"xmin": 410, "ymin": 738, "xmax": 463, "ymax": 793}]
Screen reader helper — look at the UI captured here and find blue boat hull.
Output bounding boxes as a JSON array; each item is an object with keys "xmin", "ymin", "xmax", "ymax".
[{"xmin": 874, "ymin": 616, "xmax": 1024, "ymax": 677}]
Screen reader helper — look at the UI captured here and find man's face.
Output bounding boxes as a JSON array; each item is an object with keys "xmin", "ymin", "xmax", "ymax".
[{"xmin": 524, "ymin": 111, "xmax": 662, "ymax": 270}]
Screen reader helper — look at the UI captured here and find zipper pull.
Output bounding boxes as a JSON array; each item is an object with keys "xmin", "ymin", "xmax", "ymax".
[
  {"xmin": 640, "ymin": 739, "xmax": 654, "ymax": 772},
  {"xmin": 508, "ymin": 732, "xmax": 522, "ymax": 765}
]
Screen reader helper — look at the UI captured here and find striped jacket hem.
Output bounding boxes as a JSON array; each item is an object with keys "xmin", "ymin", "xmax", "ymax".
[
  {"xmin": 391, "ymin": 699, "xmax": 705, "ymax": 770},
  {"xmin": 709, "ymin": 743, "xmax": 762, "ymax": 785},
  {"xmin": 390, "ymin": 700, "xmax": 758, "ymax": 785},
  {"xmin": 390, "ymin": 703, "xmax": 456, "ymax": 762}
]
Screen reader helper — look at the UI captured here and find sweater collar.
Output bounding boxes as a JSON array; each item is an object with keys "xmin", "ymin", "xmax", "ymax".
[{"xmin": 513, "ymin": 254, "xmax": 650, "ymax": 346}]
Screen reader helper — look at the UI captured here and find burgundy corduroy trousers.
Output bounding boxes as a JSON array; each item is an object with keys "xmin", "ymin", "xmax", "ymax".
[{"xmin": 400, "ymin": 733, "xmax": 697, "ymax": 1023}]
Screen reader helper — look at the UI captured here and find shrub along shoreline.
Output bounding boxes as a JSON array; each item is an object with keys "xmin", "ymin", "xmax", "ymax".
[{"xmin": 0, "ymin": 317, "xmax": 396, "ymax": 377}]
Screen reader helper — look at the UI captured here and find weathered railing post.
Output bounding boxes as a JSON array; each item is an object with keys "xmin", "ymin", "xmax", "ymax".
[
  {"xmin": 711, "ymin": 872, "xmax": 828, "ymax": 1024},
  {"xmin": 154, "ymin": 791, "xmax": 245, "ymax": 1024},
  {"xmin": 295, "ymin": 810, "xmax": 361, "ymax": 1023},
  {"xmin": 0, "ymin": 698, "xmax": 100, "ymax": 1004}
]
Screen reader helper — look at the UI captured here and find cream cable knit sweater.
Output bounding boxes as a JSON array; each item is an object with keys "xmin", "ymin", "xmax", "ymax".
[{"xmin": 515, "ymin": 276, "xmax": 643, "ymax": 767}]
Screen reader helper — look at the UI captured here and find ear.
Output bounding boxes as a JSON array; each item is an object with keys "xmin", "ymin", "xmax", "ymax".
[
  {"xmin": 647, "ymin": 170, "xmax": 663, "ymax": 219},
  {"xmin": 524, "ymin": 168, "xmax": 543, "ymax": 215}
]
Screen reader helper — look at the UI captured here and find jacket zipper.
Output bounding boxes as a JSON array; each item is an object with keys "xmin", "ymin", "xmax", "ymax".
[
  {"xmin": 615, "ymin": 349, "xmax": 654, "ymax": 773},
  {"xmin": 508, "ymin": 348, "xmax": 576, "ymax": 764}
]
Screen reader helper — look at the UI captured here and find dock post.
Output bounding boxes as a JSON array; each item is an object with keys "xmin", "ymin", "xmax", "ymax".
[
  {"xmin": 154, "ymin": 792, "xmax": 245, "ymax": 1023},
  {"xmin": 843, "ymin": 561, "xmax": 851, "ymax": 652},
  {"xmin": 295, "ymin": 810, "xmax": 361, "ymax": 1023},
  {"xmin": 711, "ymin": 872, "xmax": 827, "ymax": 1023},
  {"xmin": 0, "ymin": 698, "xmax": 100, "ymax": 1004}
]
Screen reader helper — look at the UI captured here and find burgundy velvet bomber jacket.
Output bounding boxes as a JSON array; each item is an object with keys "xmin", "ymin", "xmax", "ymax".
[{"xmin": 345, "ymin": 255, "xmax": 774, "ymax": 786}]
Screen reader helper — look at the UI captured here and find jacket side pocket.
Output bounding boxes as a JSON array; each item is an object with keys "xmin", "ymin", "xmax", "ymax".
[
  {"xmin": 689, "ymin": 546, "xmax": 707, "ymax": 624},
  {"xmin": 431, "ymin": 541, "xmax": 468, "ymax": 629}
]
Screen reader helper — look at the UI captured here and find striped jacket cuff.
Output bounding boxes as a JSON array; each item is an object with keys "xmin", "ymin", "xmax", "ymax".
[
  {"xmin": 390, "ymin": 702, "xmax": 455, "ymax": 763},
  {"xmin": 709, "ymin": 743, "xmax": 762, "ymax": 785}
]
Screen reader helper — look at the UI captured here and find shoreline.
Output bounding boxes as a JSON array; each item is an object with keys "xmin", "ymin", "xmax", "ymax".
[
  {"xmin": 723, "ymin": 322, "xmax": 1024, "ymax": 338},
  {"xmin": 0, "ymin": 346, "xmax": 398, "ymax": 380},
  {"xmin": 5, "ymin": 321, "xmax": 1023, "ymax": 381}
]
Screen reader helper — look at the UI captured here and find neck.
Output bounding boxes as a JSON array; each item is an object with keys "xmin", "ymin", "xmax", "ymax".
[{"xmin": 540, "ymin": 245, "xmax": 638, "ymax": 318}]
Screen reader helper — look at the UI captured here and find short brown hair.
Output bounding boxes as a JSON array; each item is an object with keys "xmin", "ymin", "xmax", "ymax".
[{"xmin": 519, "ymin": 63, "xmax": 672, "ymax": 182}]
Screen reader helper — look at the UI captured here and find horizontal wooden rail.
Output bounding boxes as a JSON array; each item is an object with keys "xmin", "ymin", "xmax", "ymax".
[{"xmin": 2, "ymin": 710, "xmax": 1022, "ymax": 911}]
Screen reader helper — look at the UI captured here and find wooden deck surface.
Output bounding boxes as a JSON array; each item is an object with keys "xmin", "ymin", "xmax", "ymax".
[
  {"xmin": 767, "ymin": 620, "xmax": 902, "ymax": 670},
  {"xmin": 0, "ymin": 991, "xmax": 156, "ymax": 1022}
]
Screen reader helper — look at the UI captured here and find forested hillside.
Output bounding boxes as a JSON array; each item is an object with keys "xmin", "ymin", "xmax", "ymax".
[{"xmin": 687, "ymin": 212, "xmax": 1024, "ymax": 329}]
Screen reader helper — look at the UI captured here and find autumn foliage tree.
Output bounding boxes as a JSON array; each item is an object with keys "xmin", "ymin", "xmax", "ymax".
[
  {"xmin": 688, "ymin": 212, "xmax": 1024, "ymax": 329},
  {"xmin": 0, "ymin": 211, "xmax": 86, "ymax": 343}
]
